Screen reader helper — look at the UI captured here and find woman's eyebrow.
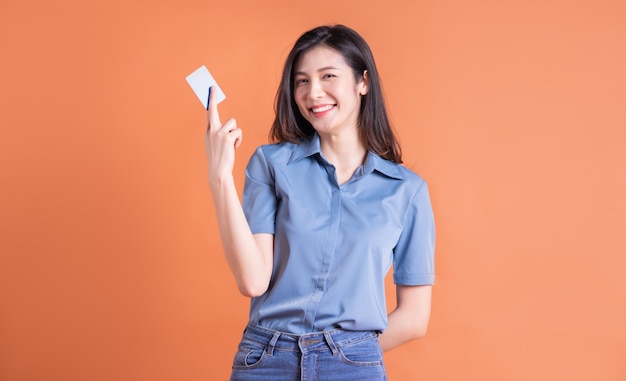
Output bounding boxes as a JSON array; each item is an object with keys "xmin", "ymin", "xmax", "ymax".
[{"xmin": 294, "ymin": 66, "xmax": 340, "ymax": 76}]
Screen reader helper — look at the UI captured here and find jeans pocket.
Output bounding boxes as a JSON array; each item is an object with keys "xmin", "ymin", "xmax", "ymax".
[
  {"xmin": 338, "ymin": 337, "xmax": 384, "ymax": 366},
  {"xmin": 232, "ymin": 340, "xmax": 268, "ymax": 369}
]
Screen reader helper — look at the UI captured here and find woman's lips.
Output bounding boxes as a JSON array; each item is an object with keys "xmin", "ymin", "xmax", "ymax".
[{"xmin": 311, "ymin": 104, "xmax": 335, "ymax": 116}]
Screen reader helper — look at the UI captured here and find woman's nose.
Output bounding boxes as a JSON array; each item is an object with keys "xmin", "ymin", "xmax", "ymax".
[{"xmin": 307, "ymin": 79, "xmax": 325, "ymax": 99}]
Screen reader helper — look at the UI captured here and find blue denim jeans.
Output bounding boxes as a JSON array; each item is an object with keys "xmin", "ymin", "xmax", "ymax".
[{"xmin": 230, "ymin": 324, "xmax": 387, "ymax": 381}]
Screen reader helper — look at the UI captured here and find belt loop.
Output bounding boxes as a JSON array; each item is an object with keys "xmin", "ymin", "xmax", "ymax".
[
  {"xmin": 266, "ymin": 331, "xmax": 281, "ymax": 356},
  {"xmin": 323, "ymin": 331, "xmax": 339, "ymax": 355}
]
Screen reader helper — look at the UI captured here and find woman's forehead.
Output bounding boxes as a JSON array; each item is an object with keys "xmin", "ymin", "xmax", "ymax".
[{"xmin": 294, "ymin": 46, "xmax": 349, "ymax": 73}]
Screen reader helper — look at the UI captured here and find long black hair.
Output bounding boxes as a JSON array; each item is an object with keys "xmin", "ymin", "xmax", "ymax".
[{"xmin": 270, "ymin": 25, "xmax": 402, "ymax": 163}]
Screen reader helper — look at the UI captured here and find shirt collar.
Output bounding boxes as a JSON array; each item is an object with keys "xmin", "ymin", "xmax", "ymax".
[
  {"xmin": 288, "ymin": 133, "xmax": 405, "ymax": 180},
  {"xmin": 365, "ymin": 152, "xmax": 405, "ymax": 180},
  {"xmin": 288, "ymin": 133, "xmax": 322, "ymax": 164}
]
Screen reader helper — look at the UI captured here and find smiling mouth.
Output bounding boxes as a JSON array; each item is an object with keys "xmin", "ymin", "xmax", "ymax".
[{"xmin": 311, "ymin": 105, "xmax": 335, "ymax": 113}]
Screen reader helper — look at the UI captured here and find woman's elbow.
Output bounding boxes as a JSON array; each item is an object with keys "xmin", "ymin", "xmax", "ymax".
[
  {"xmin": 412, "ymin": 322, "xmax": 429, "ymax": 339},
  {"xmin": 237, "ymin": 281, "xmax": 269, "ymax": 298},
  {"xmin": 407, "ymin": 319, "xmax": 429, "ymax": 340}
]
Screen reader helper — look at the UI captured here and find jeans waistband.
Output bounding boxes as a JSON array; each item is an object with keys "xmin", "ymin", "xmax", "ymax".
[{"xmin": 242, "ymin": 324, "xmax": 379, "ymax": 355}]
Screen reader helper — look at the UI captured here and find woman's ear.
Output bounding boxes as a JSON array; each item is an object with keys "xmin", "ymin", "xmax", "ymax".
[{"xmin": 359, "ymin": 70, "xmax": 369, "ymax": 96}]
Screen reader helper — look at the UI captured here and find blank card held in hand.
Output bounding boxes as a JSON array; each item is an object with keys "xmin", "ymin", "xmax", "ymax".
[{"xmin": 186, "ymin": 65, "xmax": 226, "ymax": 109}]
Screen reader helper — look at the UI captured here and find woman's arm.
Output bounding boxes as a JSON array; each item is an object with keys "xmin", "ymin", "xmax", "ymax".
[
  {"xmin": 205, "ymin": 88, "xmax": 274, "ymax": 297},
  {"xmin": 378, "ymin": 285, "xmax": 432, "ymax": 352}
]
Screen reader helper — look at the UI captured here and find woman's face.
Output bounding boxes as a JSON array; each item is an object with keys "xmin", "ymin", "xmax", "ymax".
[{"xmin": 293, "ymin": 46, "xmax": 368, "ymax": 138}]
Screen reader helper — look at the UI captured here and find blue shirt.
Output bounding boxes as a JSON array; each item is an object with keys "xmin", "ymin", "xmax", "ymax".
[{"xmin": 242, "ymin": 134, "xmax": 435, "ymax": 334}]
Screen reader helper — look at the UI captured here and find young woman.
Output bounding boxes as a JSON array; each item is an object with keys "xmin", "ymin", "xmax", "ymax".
[{"xmin": 205, "ymin": 24, "xmax": 435, "ymax": 381}]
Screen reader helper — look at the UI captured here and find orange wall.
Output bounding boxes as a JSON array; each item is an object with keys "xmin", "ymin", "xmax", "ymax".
[{"xmin": 1, "ymin": 0, "xmax": 625, "ymax": 380}]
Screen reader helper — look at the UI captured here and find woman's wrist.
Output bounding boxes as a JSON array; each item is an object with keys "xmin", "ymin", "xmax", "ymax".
[{"xmin": 208, "ymin": 171, "xmax": 235, "ymax": 190}]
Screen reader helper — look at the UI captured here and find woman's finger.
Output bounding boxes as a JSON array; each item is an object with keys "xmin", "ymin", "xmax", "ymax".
[
  {"xmin": 232, "ymin": 128, "xmax": 243, "ymax": 149},
  {"xmin": 206, "ymin": 86, "xmax": 222, "ymax": 131},
  {"xmin": 217, "ymin": 119, "xmax": 242, "ymax": 148}
]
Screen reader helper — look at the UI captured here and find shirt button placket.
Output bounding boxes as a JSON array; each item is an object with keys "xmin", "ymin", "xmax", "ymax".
[{"xmin": 307, "ymin": 163, "xmax": 342, "ymax": 329}]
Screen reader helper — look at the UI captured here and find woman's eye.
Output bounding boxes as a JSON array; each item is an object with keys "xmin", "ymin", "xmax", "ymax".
[
  {"xmin": 323, "ymin": 74, "xmax": 336, "ymax": 79},
  {"xmin": 295, "ymin": 78, "xmax": 308, "ymax": 85}
]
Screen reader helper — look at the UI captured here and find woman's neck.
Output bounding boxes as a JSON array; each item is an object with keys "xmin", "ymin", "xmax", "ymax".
[{"xmin": 318, "ymin": 130, "xmax": 367, "ymax": 185}]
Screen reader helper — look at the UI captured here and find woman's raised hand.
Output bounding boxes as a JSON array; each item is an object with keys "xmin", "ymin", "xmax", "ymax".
[{"xmin": 204, "ymin": 87, "xmax": 242, "ymax": 184}]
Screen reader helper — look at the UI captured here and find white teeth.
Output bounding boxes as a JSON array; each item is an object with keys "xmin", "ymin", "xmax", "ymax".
[{"xmin": 312, "ymin": 105, "xmax": 334, "ymax": 113}]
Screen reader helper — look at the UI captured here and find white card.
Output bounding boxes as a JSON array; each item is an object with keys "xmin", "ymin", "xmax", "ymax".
[{"xmin": 185, "ymin": 65, "xmax": 226, "ymax": 109}]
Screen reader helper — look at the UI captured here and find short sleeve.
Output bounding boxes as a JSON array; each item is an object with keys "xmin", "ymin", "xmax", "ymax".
[
  {"xmin": 393, "ymin": 182, "xmax": 436, "ymax": 285},
  {"xmin": 242, "ymin": 146, "xmax": 277, "ymax": 234}
]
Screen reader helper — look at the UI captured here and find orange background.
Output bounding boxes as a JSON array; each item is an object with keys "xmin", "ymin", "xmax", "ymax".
[{"xmin": 1, "ymin": 0, "xmax": 625, "ymax": 380}]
